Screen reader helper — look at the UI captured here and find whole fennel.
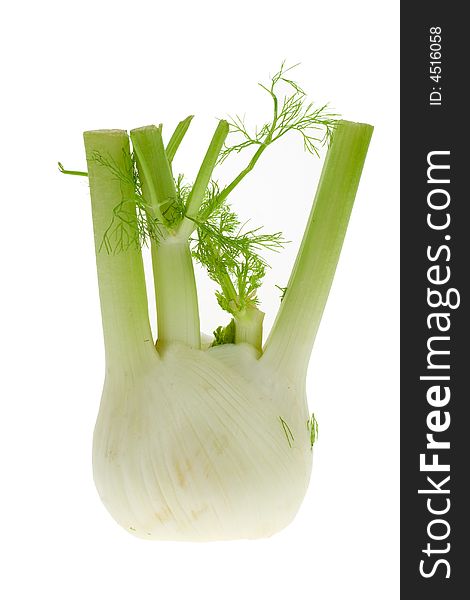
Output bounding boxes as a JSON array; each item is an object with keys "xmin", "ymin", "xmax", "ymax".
[{"xmin": 75, "ymin": 68, "xmax": 372, "ymax": 540}]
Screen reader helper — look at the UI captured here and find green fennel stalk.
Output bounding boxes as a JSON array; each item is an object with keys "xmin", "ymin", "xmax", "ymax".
[
  {"xmin": 83, "ymin": 130, "xmax": 155, "ymax": 368},
  {"xmin": 262, "ymin": 120, "xmax": 373, "ymax": 376}
]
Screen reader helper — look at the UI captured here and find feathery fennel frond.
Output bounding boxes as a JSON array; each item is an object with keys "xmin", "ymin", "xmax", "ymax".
[
  {"xmin": 191, "ymin": 200, "xmax": 285, "ymax": 315},
  {"xmin": 207, "ymin": 63, "xmax": 337, "ymax": 209},
  {"xmin": 219, "ymin": 62, "xmax": 337, "ymax": 165},
  {"xmin": 90, "ymin": 150, "xmax": 165, "ymax": 253}
]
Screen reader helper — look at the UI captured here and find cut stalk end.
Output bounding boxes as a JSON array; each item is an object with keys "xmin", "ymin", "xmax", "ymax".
[{"xmin": 234, "ymin": 306, "xmax": 265, "ymax": 353}]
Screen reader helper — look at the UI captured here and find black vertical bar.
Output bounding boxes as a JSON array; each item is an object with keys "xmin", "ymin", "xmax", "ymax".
[{"xmin": 401, "ymin": 3, "xmax": 468, "ymax": 598}]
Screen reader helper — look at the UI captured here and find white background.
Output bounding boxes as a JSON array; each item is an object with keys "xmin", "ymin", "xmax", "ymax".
[{"xmin": 1, "ymin": 1, "xmax": 399, "ymax": 598}]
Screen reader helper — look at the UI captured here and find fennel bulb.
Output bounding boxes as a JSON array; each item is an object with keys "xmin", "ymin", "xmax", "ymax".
[
  {"xmin": 74, "ymin": 67, "xmax": 372, "ymax": 541},
  {"xmin": 94, "ymin": 342, "xmax": 312, "ymax": 540}
]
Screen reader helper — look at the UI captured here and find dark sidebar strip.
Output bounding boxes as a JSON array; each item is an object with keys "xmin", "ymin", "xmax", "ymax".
[{"xmin": 400, "ymin": 3, "xmax": 468, "ymax": 598}]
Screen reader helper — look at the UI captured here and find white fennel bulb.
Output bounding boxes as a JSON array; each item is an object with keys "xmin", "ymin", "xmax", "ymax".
[{"xmin": 94, "ymin": 342, "xmax": 312, "ymax": 540}]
